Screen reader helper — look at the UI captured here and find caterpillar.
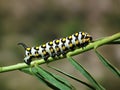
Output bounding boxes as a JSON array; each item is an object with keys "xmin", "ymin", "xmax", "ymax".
[{"xmin": 18, "ymin": 32, "xmax": 92, "ymax": 65}]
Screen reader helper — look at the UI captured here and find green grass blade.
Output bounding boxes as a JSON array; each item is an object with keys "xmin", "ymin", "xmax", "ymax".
[
  {"xmin": 20, "ymin": 67, "xmax": 33, "ymax": 75},
  {"xmin": 112, "ymin": 39, "xmax": 120, "ymax": 44},
  {"xmin": 67, "ymin": 56, "xmax": 105, "ymax": 90},
  {"xmin": 49, "ymin": 66, "xmax": 96, "ymax": 90},
  {"xmin": 21, "ymin": 67, "xmax": 56, "ymax": 86},
  {"xmin": 32, "ymin": 65, "xmax": 74, "ymax": 90},
  {"xmin": 95, "ymin": 50, "xmax": 120, "ymax": 77},
  {"xmin": 107, "ymin": 39, "xmax": 120, "ymax": 44},
  {"xmin": 49, "ymin": 73, "xmax": 75, "ymax": 90},
  {"xmin": 20, "ymin": 66, "xmax": 74, "ymax": 90},
  {"xmin": 31, "ymin": 67, "xmax": 61, "ymax": 90}
]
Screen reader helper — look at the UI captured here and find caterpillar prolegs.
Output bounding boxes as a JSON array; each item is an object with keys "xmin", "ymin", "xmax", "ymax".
[{"xmin": 18, "ymin": 32, "xmax": 92, "ymax": 65}]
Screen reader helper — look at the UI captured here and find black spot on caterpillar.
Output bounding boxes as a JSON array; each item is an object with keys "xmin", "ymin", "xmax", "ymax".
[{"xmin": 18, "ymin": 32, "xmax": 92, "ymax": 65}]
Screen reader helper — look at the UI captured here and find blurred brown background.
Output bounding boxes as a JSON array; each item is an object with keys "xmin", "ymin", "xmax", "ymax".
[{"xmin": 0, "ymin": 0, "xmax": 120, "ymax": 90}]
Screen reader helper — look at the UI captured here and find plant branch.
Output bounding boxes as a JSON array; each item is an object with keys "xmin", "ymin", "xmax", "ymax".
[{"xmin": 0, "ymin": 32, "xmax": 120, "ymax": 73}]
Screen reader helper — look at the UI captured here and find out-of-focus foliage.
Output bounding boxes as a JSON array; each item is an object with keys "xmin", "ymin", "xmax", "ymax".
[{"xmin": 0, "ymin": 0, "xmax": 120, "ymax": 90}]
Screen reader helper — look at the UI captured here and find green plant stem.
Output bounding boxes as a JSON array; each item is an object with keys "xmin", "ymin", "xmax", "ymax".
[
  {"xmin": 67, "ymin": 32, "xmax": 120, "ymax": 57},
  {"xmin": 0, "ymin": 59, "xmax": 46, "ymax": 73},
  {"xmin": 0, "ymin": 32, "xmax": 120, "ymax": 73}
]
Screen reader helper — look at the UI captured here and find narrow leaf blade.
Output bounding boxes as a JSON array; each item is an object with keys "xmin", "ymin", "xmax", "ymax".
[
  {"xmin": 107, "ymin": 39, "xmax": 120, "ymax": 44},
  {"xmin": 20, "ymin": 66, "xmax": 74, "ymax": 90},
  {"xmin": 49, "ymin": 66, "xmax": 96, "ymax": 90},
  {"xmin": 32, "ymin": 65, "xmax": 74, "ymax": 90},
  {"xmin": 67, "ymin": 56, "xmax": 105, "ymax": 90},
  {"xmin": 32, "ymin": 67, "xmax": 61, "ymax": 90},
  {"xmin": 95, "ymin": 50, "xmax": 120, "ymax": 77},
  {"xmin": 20, "ymin": 67, "xmax": 33, "ymax": 75}
]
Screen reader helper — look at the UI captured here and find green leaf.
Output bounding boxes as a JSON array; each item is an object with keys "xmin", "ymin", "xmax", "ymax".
[
  {"xmin": 108, "ymin": 39, "xmax": 120, "ymax": 44},
  {"xmin": 95, "ymin": 50, "xmax": 120, "ymax": 77},
  {"xmin": 48, "ymin": 66, "xmax": 96, "ymax": 90},
  {"xmin": 21, "ymin": 67, "xmax": 50, "ymax": 85},
  {"xmin": 20, "ymin": 67, "xmax": 33, "ymax": 75},
  {"xmin": 49, "ymin": 73, "xmax": 75, "ymax": 89},
  {"xmin": 67, "ymin": 56, "xmax": 105, "ymax": 90},
  {"xmin": 36, "ymin": 66, "xmax": 73, "ymax": 90},
  {"xmin": 31, "ymin": 67, "xmax": 61, "ymax": 90},
  {"xmin": 20, "ymin": 65, "xmax": 74, "ymax": 90}
]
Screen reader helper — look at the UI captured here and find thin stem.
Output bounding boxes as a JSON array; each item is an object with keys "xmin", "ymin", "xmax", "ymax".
[
  {"xmin": 0, "ymin": 32, "xmax": 120, "ymax": 73},
  {"xmin": 67, "ymin": 32, "xmax": 120, "ymax": 57}
]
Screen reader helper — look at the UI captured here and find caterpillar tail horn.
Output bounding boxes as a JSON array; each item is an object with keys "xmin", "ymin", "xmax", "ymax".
[{"xmin": 18, "ymin": 43, "xmax": 28, "ymax": 50}]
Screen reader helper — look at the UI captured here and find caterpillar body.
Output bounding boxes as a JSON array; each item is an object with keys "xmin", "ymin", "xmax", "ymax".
[{"xmin": 18, "ymin": 32, "xmax": 92, "ymax": 65}]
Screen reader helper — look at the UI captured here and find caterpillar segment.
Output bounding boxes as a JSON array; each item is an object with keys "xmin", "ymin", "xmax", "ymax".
[{"xmin": 18, "ymin": 32, "xmax": 92, "ymax": 65}]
